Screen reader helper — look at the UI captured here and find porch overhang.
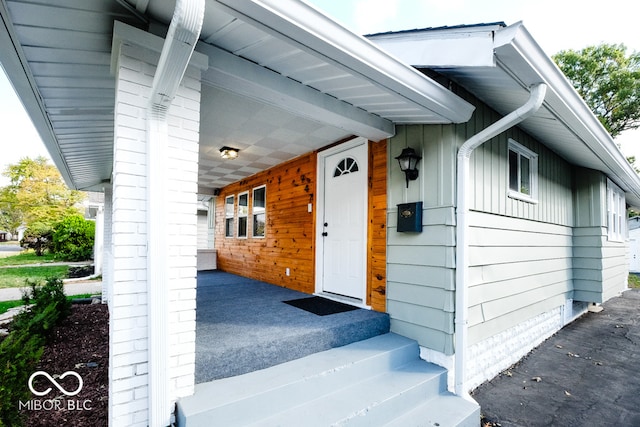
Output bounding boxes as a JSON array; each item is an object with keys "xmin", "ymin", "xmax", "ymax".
[
  {"xmin": 370, "ymin": 22, "xmax": 640, "ymax": 209},
  {"xmin": 0, "ymin": 0, "xmax": 475, "ymax": 192}
]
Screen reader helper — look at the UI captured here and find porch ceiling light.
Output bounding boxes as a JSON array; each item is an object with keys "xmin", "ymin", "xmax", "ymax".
[
  {"xmin": 220, "ymin": 146, "xmax": 239, "ymax": 160},
  {"xmin": 395, "ymin": 147, "xmax": 422, "ymax": 188}
]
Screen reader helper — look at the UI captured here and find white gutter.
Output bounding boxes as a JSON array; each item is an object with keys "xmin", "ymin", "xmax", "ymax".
[
  {"xmin": 147, "ymin": 0, "xmax": 204, "ymax": 426},
  {"xmin": 454, "ymin": 83, "xmax": 547, "ymax": 397}
]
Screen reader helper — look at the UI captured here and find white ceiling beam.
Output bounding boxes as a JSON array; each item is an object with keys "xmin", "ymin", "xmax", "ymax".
[{"xmin": 197, "ymin": 41, "xmax": 395, "ymax": 141}]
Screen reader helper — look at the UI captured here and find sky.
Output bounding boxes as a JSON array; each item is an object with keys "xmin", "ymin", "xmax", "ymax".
[{"xmin": 1, "ymin": 0, "xmax": 639, "ymax": 185}]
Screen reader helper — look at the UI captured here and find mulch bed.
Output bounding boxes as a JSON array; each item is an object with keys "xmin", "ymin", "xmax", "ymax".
[{"xmin": 21, "ymin": 303, "xmax": 108, "ymax": 427}]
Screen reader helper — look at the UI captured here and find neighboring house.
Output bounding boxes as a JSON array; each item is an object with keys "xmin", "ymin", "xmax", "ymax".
[
  {"xmin": 629, "ymin": 216, "xmax": 640, "ymax": 272},
  {"xmin": 0, "ymin": 231, "xmax": 8, "ymax": 242},
  {"xmin": 1, "ymin": 1, "xmax": 638, "ymax": 426},
  {"xmin": 84, "ymin": 191, "xmax": 105, "ymax": 275}
]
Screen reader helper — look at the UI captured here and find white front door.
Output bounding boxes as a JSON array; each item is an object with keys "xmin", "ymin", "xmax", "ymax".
[{"xmin": 317, "ymin": 139, "xmax": 367, "ymax": 301}]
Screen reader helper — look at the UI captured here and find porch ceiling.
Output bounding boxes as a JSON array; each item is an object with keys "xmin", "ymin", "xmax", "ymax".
[{"xmin": 0, "ymin": 0, "xmax": 474, "ymax": 193}]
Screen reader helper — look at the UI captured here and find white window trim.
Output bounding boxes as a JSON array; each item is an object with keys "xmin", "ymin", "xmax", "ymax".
[
  {"xmin": 252, "ymin": 185, "xmax": 266, "ymax": 239},
  {"xmin": 237, "ymin": 191, "xmax": 249, "ymax": 239},
  {"xmin": 224, "ymin": 195, "xmax": 234, "ymax": 238},
  {"xmin": 607, "ymin": 179, "xmax": 626, "ymax": 242},
  {"xmin": 507, "ymin": 138, "xmax": 539, "ymax": 204}
]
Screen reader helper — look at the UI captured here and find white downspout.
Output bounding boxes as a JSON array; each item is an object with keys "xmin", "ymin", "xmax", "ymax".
[
  {"xmin": 454, "ymin": 83, "xmax": 547, "ymax": 397},
  {"xmin": 147, "ymin": 0, "xmax": 204, "ymax": 426}
]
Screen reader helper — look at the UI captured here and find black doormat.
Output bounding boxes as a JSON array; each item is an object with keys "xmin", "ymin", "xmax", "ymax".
[{"xmin": 283, "ymin": 296, "xmax": 359, "ymax": 316}]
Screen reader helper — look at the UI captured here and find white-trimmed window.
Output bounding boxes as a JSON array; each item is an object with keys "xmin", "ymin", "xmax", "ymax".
[
  {"xmin": 607, "ymin": 179, "xmax": 626, "ymax": 242},
  {"xmin": 224, "ymin": 195, "xmax": 234, "ymax": 238},
  {"xmin": 508, "ymin": 139, "xmax": 538, "ymax": 203},
  {"xmin": 237, "ymin": 192, "xmax": 249, "ymax": 238},
  {"xmin": 252, "ymin": 186, "xmax": 266, "ymax": 238}
]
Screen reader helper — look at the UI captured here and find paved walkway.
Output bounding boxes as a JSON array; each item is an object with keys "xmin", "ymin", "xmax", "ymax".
[
  {"xmin": 472, "ymin": 289, "xmax": 640, "ymax": 426},
  {"xmin": 0, "ymin": 261, "xmax": 92, "ymax": 269},
  {"xmin": 0, "ymin": 280, "xmax": 102, "ymax": 301}
]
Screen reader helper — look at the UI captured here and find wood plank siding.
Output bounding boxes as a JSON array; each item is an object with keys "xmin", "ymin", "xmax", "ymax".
[
  {"xmin": 368, "ymin": 140, "xmax": 388, "ymax": 312},
  {"xmin": 214, "ymin": 141, "xmax": 388, "ymax": 311},
  {"xmin": 215, "ymin": 153, "xmax": 318, "ymax": 294}
]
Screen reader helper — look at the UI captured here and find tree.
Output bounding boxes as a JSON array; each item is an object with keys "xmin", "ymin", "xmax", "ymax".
[
  {"xmin": 0, "ymin": 199, "xmax": 22, "ymax": 236},
  {"xmin": 553, "ymin": 44, "xmax": 640, "ymax": 137},
  {"xmin": 0, "ymin": 157, "xmax": 85, "ymax": 232}
]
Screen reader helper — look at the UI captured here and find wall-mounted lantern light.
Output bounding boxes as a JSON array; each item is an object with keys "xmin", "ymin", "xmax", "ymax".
[
  {"xmin": 395, "ymin": 147, "xmax": 422, "ymax": 188},
  {"xmin": 219, "ymin": 146, "xmax": 239, "ymax": 160}
]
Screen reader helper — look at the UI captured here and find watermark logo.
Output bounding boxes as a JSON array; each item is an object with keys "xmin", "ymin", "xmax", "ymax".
[
  {"xmin": 20, "ymin": 370, "xmax": 92, "ymax": 412},
  {"xmin": 28, "ymin": 371, "xmax": 83, "ymax": 397}
]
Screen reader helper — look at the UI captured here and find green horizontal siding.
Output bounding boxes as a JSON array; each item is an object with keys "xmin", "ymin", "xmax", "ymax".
[
  {"xmin": 467, "ymin": 212, "xmax": 573, "ymax": 345},
  {"xmin": 469, "ymin": 294, "xmax": 567, "ymax": 344},
  {"xmin": 572, "ymin": 168, "xmax": 628, "ymax": 304},
  {"xmin": 387, "ymin": 103, "xmax": 629, "ymax": 357}
]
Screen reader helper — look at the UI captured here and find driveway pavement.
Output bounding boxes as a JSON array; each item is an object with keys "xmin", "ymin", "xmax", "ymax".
[
  {"xmin": 472, "ymin": 289, "xmax": 640, "ymax": 426},
  {"xmin": 0, "ymin": 245, "xmax": 22, "ymax": 257}
]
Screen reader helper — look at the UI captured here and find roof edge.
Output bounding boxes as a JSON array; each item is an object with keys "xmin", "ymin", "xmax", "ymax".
[
  {"xmin": 0, "ymin": 2, "xmax": 75, "ymax": 188},
  {"xmin": 367, "ymin": 21, "xmax": 507, "ymax": 38},
  {"xmin": 213, "ymin": 0, "xmax": 475, "ymax": 123},
  {"xmin": 496, "ymin": 22, "xmax": 640, "ymax": 207}
]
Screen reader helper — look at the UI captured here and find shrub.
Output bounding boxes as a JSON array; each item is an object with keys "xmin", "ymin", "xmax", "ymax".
[
  {"xmin": 51, "ymin": 214, "xmax": 95, "ymax": 262},
  {"xmin": 19, "ymin": 223, "xmax": 53, "ymax": 256},
  {"xmin": 0, "ymin": 278, "xmax": 71, "ymax": 426},
  {"xmin": 16, "ymin": 277, "xmax": 71, "ymax": 331}
]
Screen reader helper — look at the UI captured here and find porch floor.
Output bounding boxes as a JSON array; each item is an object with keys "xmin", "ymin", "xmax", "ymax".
[{"xmin": 195, "ymin": 271, "xmax": 390, "ymax": 383}]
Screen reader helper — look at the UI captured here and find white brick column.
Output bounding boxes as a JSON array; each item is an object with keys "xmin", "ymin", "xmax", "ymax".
[{"xmin": 110, "ymin": 23, "xmax": 206, "ymax": 427}]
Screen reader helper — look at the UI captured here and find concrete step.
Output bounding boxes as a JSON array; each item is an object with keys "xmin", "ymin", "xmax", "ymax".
[
  {"xmin": 383, "ymin": 393, "xmax": 480, "ymax": 427},
  {"xmin": 251, "ymin": 359, "xmax": 447, "ymax": 427},
  {"xmin": 177, "ymin": 333, "xmax": 479, "ymax": 427}
]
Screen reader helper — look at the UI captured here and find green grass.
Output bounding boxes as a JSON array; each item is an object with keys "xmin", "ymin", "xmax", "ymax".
[
  {"xmin": 0, "ymin": 293, "xmax": 99, "ymax": 315},
  {"xmin": 0, "ymin": 251, "xmax": 56, "ymax": 267},
  {"xmin": 0, "ymin": 299, "xmax": 24, "ymax": 315},
  {"xmin": 0, "ymin": 266, "xmax": 69, "ymax": 289},
  {"xmin": 629, "ymin": 274, "xmax": 640, "ymax": 289}
]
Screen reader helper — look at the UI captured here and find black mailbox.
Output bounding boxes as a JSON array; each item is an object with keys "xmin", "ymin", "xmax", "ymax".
[{"xmin": 397, "ymin": 202, "xmax": 423, "ymax": 232}]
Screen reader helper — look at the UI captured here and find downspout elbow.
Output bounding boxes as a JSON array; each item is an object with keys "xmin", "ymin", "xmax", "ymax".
[
  {"xmin": 514, "ymin": 83, "xmax": 547, "ymax": 121},
  {"xmin": 458, "ymin": 83, "xmax": 547, "ymax": 161}
]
